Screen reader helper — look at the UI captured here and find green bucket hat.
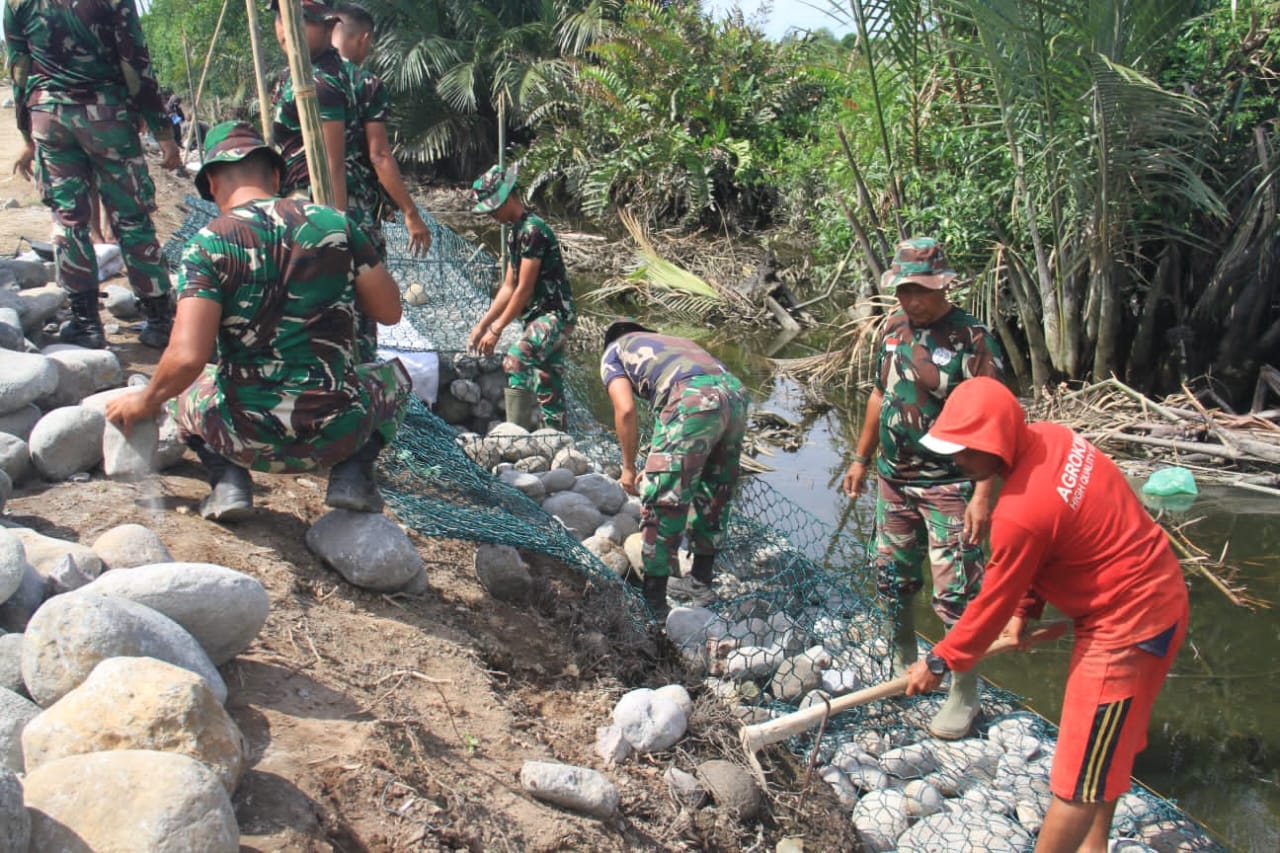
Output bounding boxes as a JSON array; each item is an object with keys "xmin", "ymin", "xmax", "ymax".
[
  {"xmin": 270, "ymin": 0, "xmax": 339, "ymax": 23},
  {"xmin": 194, "ymin": 121, "xmax": 286, "ymax": 201},
  {"xmin": 880, "ymin": 237, "xmax": 957, "ymax": 292},
  {"xmin": 471, "ymin": 164, "xmax": 518, "ymax": 213}
]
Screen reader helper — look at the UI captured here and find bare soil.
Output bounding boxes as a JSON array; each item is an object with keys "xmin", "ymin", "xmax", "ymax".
[{"xmin": 0, "ymin": 110, "xmax": 859, "ymax": 851}]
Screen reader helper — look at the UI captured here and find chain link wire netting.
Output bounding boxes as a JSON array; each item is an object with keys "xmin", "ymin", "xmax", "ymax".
[{"xmin": 163, "ymin": 199, "xmax": 1224, "ymax": 852}]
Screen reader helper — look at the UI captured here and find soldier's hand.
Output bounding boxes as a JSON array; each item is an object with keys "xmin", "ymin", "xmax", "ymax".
[
  {"xmin": 159, "ymin": 139, "xmax": 181, "ymax": 171},
  {"xmin": 476, "ymin": 328, "xmax": 499, "ymax": 356},
  {"xmin": 406, "ymin": 212, "xmax": 432, "ymax": 257},
  {"xmin": 619, "ymin": 466, "xmax": 639, "ymax": 496},
  {"xmin": 104, "ymin": 391, "xmax": 160, "ymax": 437},
  {"xmin": 841, "ymin": 459, "xmax": 868, "ymax": 497},
  {"xmin": 14, "ymin": 141, "xmax": 35, "ymax": 181}
]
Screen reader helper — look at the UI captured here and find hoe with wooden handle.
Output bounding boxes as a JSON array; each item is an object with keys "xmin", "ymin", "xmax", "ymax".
[{"xmin": 740, "ymin": 620, "xmax": 1071, "ymax": 784}]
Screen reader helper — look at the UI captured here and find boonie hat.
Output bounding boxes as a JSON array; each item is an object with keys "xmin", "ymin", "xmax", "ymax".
[
  {"xmin": 194, "ymin": 121, "xmax": 286, "ymax": 201},
  {"xmin": 471, "ymin": 165, "xmax": 518, "ymax": 213},
  {"xmin": 604, "ymin": 320, "xmax": 654, "ymax": 348},
  {"xmin": 880, "ymin": 237, "xmax": 957, "ymax": 292},
  {"xmin": 269, "ymin": 0, "xmax": 340, "ymax": 22}
]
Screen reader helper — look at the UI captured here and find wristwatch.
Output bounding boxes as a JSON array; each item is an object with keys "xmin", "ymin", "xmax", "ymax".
[{"xmin": 925, "ymin": 652, "xmax": 949, "ymax": 676}]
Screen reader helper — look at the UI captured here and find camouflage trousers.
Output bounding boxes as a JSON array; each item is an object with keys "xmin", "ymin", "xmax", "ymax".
[
  {"xmin": 874, "ymin": 478, "xmax": 985, "ymax": 625},
  {"xmin": 170, "ymin": 358, "xmax": 411, "ymax": 474},
  {"xmin": 640, "ymin": 374, "xmax": 748, "ymax": 579},
  {"xmin": 29, "ymin": 105, "xmax": 169, "ymax": 298},
  {"xmin": 503, "ymin": 312, "xmax": 571, "ymax": 430}
]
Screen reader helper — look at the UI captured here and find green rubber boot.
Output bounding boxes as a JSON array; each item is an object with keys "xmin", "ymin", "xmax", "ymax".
[
  {"xmin": 325, "ymin": 434, "xmax": 386, "ymax": 513},
  {"xmin": 889, "ymin": 596, "xmax": 918, "ymax": 678},
  {"xmin": 928, "ymin": 667, "xmax": 981, "ymax": 740},
  {"xmin": 188, "ymin": 438, "xmax": 253, "ymax": 522},
  {"xmin": 503, "ymin": 387, "xmax": 537, "ymax": 431},
  {"xmin": 642, "ymin": 573, "xmax": 670, "ymax": 622}
]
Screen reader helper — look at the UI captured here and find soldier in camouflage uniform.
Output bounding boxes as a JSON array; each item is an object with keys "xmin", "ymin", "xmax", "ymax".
[
  {"xmin": 842, "ymin": 237, "xmax": 1006, "ymax": 739},
  {"xmin": 105, "ymin": 122, "xmax": 411, "ymax": 523},
  {"xmin": 5, "ymin": 0, "xmax": 180, "ymax": 349},
  {"xmin": 601, "ymin": 321, "xmax": 749, "ymax": 619},
  {"xmin": 467, "ymin": 165, "xmax": 575, "ymax": 430}
]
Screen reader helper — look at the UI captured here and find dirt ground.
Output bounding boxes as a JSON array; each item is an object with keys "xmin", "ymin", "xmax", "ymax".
[{"xmin": 0, "ymin": 109, "xmax": 859, "ymax": 851}]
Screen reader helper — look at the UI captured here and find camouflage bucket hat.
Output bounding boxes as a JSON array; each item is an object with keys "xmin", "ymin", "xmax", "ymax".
[
  {"xmin": 880, "ymin": 237, "xmax": 957, "ymax": 292},
  {"xmin": 270, "ymin": 0, "xmax": 339, "ymax": 22},
  {"xmin": 471, "ymin": 164, "xmax": 518, "ymax": 213},
  {"xmin": 194, "ymin": 121, "xmax": 286, "ymax": 201}
]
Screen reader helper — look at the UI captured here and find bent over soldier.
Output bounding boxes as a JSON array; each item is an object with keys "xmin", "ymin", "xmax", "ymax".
[
  {"xmin": 601, "ymin": 321, "xmax": 749, "ymax": 620},
  {"xmin": 105, "ymin": 122, "xmax": 411, "ymax": 523},
  {"xmin": 5, "ymin": 0, "xmax": 180, "ymax": 349}
]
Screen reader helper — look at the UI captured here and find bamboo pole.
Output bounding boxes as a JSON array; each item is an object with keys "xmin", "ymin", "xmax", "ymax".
[
  {"xmin": 245, "ymin": 0, "xmax": 273, "ymax": 145},
  {"xmin": 278, "ymin": 0, "xmax": 335, "ymax": 206},
  {"xmin": 191, "ymin": 0, "xmax": 232, "ymax": 148},
  {"xmin": 181, "ymin": 25, "xmax": 200, "ymax": 161}
]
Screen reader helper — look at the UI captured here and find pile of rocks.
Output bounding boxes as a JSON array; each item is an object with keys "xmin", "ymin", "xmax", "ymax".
[
  {"xmin": 434, "ymin": 353, "xmax": 511, "ymax": 434},
  {"xmin": 0, "ymin": 522, "xmax": 267, "ymax": 850}
]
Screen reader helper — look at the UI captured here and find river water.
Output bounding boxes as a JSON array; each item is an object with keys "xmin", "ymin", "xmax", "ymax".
[{"xmin": 564, "ymin": 303, "xmax": 1279, "ymax": 850}]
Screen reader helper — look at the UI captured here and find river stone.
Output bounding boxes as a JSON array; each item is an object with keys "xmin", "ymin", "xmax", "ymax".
[
  {"xmin": 16, "ymin": 284, "xmax": 65, "ymax": 333},
  {"xmin": 0, "ymin": 404, "xmax": 40, "ymax": 441},
  {"xmin": 520, "ymin": 760, "xmax": 619, "ymax": 819},
  {"xmin": 880, "ymin": 742, "xmax": 939, "ymax": 779},
  {"xmin": 102, "ymin": 412, "xmax": 159, "ymax": 480},
  {"xmin": 0, "ymin": 307, "xmax": 22, "ymax": 352},
  {"xmin": 6, "ymin": 526, "xmax": 103, "ymax": 581},
  {"xmin": 538, "ymin": 466, "xmax": 576, "ymax": 494},
  {"xmin": 596, "ymin": 512, "xmax": 640, "ymax": 545},
  {"xmin": 513, "ymin": 454, "xmax": 549, "ymax": 473},
  {"xmin": 696, "ymin": 759, "xmax": 763, "ymax": 821},
  {"xmin": 305, "ymin": 510, "xmax": 426, "ymax": 593},
  {"xmin": 768, "ymin": 646, "xmax": 829, "ymax": 702},
  {"xmin": 37, "ymin": 344, "xmax": 124, "ymax": 408},
  {"xmin": 896, "ymin": 809, "xmax": 1032, "ymax": 852},
  {"xmin": 613, "ymin": 687, "xmax": 687, "ymax": 753},
  {"xmin": 541, "ymin": 491, "xmax": 604, "ymax": 540},
  {"xmin": 594, "ymin": 724, "xmax": 631, "ymax": 767},
  {"xmin": 0, "ymin": 434, "xmax": 30, "ymax": 487},
  {"xmin": 664, "ymin": 606, "xmax": 724, "ymax": 653},
  {"xmin": 498, "ymin": 468, "xmax": 545, "ymax": 501},
  {"xmin": 82, "ymin": 562, "xmax": 268, "ymax": 665},
  {"xmin": 452, "ymin": 354, "xmax": 479, "ymax": 380},
  {"xmin": 653, "ymin": 684, "xmax": 694, "ymax": 720},
  {"xmin": 22, "ymin": 657, "xmax": 247, "ymax": 793},
  {"xmin": 155, "ymin": 411, "xmax": 186, "ymax": 470},
  {"xmin": 449, "ymin": 378, "xmax": 481, "ymax": 405},
  {"xmin": 0, "ymin": 470, "xmax": 8, "ymax": 513},
  {"xmin": 476, "ymin": 369, "xmax": 506, "ymax": 403},
  {"xmin": 435, "ymin": 393, "xmax": 472, "ymax": 426},
  {"xmin": 0, "ymin": 687, "xmax": 39, "ymax": 771},
  {"xmin": 664, "ymin": 765, "xmax": 707, "ymax": 808},
  {"xmin": 473, "ymin": 544, "xmax": 531, "ymax": 602},
  {"xmin": 902, "ymin": 778, "xmax": 946, "ymax": 817},
  {"xmin": 21, "ymin": 592, "xmax": 227, "ymax": 707},
  {"xmin": 0, "ymin": 767, "xmax": 28, "ymax": 853},
  {"xmin": 0, "ymin": 259, "xmax": 50, "ymax": 290},
  {"xmin": 28, "ymin": 405, "xmax": 105, "ymax": 480},
  {"xmin": 0, "ymin": 352, "xmax": 57, "ymax": 414},
  {"xmin": 103, "ymin": 284, "xmax": 140, "ymax": 319},
  {"xmin": 91, "ymin": 523, "xmax": 173, "ymax": 569},
  {"xmin": 0, "ymin": 562, "xmax": 44, "ymax": 633},
  {"xmin": 852, "ymin": 788, "xmax": 910, "ymax": 852},
  {"xmin": 819, "ymin": 765, "xmax": 861, "ymax": 808},
  {"xmin": 23, "ymin": 749, "xmax": 239, "ymax": 852},
  {"xmin": 551, "ymin": 447, "xmax": 591, "ymax": 475},
  {"xmin": 571, "ymin": 472, "xmax": 627, "ymax": 515},
  {"xmin": 0, "ymin": 635, "xmax": 23, "ymax": 697}
]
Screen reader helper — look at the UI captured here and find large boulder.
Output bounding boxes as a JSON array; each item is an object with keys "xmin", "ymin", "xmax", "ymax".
[
  {"xmin": 5, "ymin": 526, "xmax": 103, "ymax": 581},
  {"xmin": 0, "ymin": 768, "xmax": 29, "ymax": 853},
  {"xmin": 22, "ymin": 657, "xmax": 246, "ymax": 793},
  {"xmin": 0, "ymin": 405, "xmax": 40, "ymax": 441},
  {"xmin": 0, "ymin": 307, "xmax": 23, "ymax": 353},
  {"xmin": 36, "ymin": 344, "xmax": 124, "ymax": 408},
  {"xmin": 571, "ymin": 473, "xmax": 628, "ymax": 515},
  {"xmin": 0, "ymin": 258, "xmax": 50, "ymax": 289},
  {"xmin": 15, "ymin": 284, "xmax": 64, "ymax": 333},
  {"xmin": 0, "ymin": 635, "xmax": 23, "ymax": 696},
  {"xmin": 21, "ymin": 592, "xmax": 227, "ymax": 707},
  {"xmin": 22, "ymin": 750, "xmax": 239, "ymax": 852},
  {"xmin": 305, "ymin": 510, "xmax": 426, "ymax": 593},
  {"xmin": 0, "ymin": 687, "xmax": 39, "ymax": 772},
  {"xmin": 91, "ymin": 523, "xmax": 173, "ymax": 569},
  {"xmin": 28, "ymin": 405, "xmax": 105, "ymax": 480},
  {"xmin": 83, "ymin": 562, "xmax": 268, "ymax": 664},
  {"xmin": 0, "ymin": 434, "xmax": 31, "ymax": 486},
  {"xmin": 613, "ymin": 687, "xmax": 687, "ymax": 753},
  {"xmin": 0, "ymin": 351, "xmax": 57, "ymax": 414},
  {"xmin": 473, "ymin": 544, "xmax": 532, "ymax": 602},
  {"xmin": 0, "ymin": 530, "xmax": 25, "ymax": 605},
  {"xmin": 541, "ymin": 491, "xmax": 605, "ymax": 540},
  {"xmin": 0, "ymin": 561, "xmax": 45, "ymax": 634},
  {"xmin": 696, "ymin": 759, "xmax": 764, "ymax": 822},
  {"xmin": 102, "ymin": 413, "xmax": 159, "ymax": 480}
]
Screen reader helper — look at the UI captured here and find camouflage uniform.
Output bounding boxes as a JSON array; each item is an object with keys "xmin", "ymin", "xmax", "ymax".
[
  {"xmin": 503, "ymin": 210, "xmax": 575, "ymax": 429},
  {"xmin": 341, "ymin": 59, "xmax": 391, "ymax": 258},
  {"xmin": 4, "ymin": 0, "xmax": 172, "ymax": 298},
  {"xmin": 873, "ymin": 306, "xmax": 1005, "ymax": 623},
  {"xmin": 601, "ymin": 333, "xmax": 748, "ymax": 579},
  {"xmin": 170, "ymin": 197, "xmax": 410, "ymax": 473}
]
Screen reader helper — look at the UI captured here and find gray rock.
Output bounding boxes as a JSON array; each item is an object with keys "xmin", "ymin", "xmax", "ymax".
[
  {"xmin": 618, "ymin": 497, "xmax": 644, "ymax": 520},
  {"xmin": 452, "ymin": 354, "xmax": 479, "ymax": 379},
  {"xmin": 102, "ymin": 413, "xmax": 158, "ymax": 480},
  {"xmin": 0, "ymin": 768, "xmax": 29, "ymax": 853},
  {"xmin": 696, "ymin": 759, "xmax": 763, "ymax": 821},
  {"xmin": 653, "ymin": 684, "xmax": 694, "ymax": 720},
  {"xmin": 91, "ymin": 523, "xmax": 173, "ymax": 569},
  {"xmin": 155, "ymin": 411, "xmax": 186, "ymax": 470},
  {"xmin": 0, "ymin": 405, "xmax": 40, "ymax": 440},
  {"xmin": 477, "ymin": 370, "xmax": 506, "ymax": 403},
  {"xmin": 512, "ymin": 454, "xmax": 549, "ymax": 473},
  {"xmin": 540, "ymin": 491, "xmax": 604, "ymax": 540},
  {"xmin": 472, "ymin": 544, "xmax": 531, "ymax": 602},
  {"xmin": 768, "ymin": 646, "xmax": 829, "ymax": 702},
  {"xmin": 305, "ymin": 510, "xmax": 426, "ymax": 593},
  {"xmin": 594, "ymin": 724, "xmax": 631, "ymax": 767},
  {"xmin": 613, "ymin": 687, "xmax": 687, "ymax": 753},
  {"xmin": 21, "ymin": 591, "xmax": 227, "ymax": 706},
  {"xmin": 37, "ymin": 344, "xmax": 124, "ymax": 408},
  {"xmin": 16, "ymin": 284, "xmax": 65, "ymax": 333},
  {"xmin": 853, "ymin": 788, "xmax": 910, "ymax": 852},
  {"xmin": 435, "ymin": 393, "xmax": 472, "ymax": 425},
  {"xmin": 664, "ymin": 765, "xmax": 707, "ymax": 808},
  {"xmin": 449, "ymin": 378, "xmax": 482, "ymax": 405},
  {"xmin": 595, "ymin": 513, "xmax": 640, "ymax": 544},
  {"xmin": 5, "ymin": 527, "xmax": 103, "ymax": 581},
  {"xmin": 28, "ymin": 405, "xmax": 105, "ymax": 480},
  {"xmin": 22, "ymin": 750, "xmax": 239, "ymax": 852},
  {"xmin": 0, "ymin": 470, "xmax": 8, "ymax": 513},
  {"xmin": 895, "ymin": 809, "xmax": 1032, "ymax": 853},
  {"xmin": 551, "ymin": 447, "xmax": 591, "ymax": 475},
  {"xmin": 0, "ymin": 259, "xmax": 49, "ymax": 289},
  {"xmin": 103, "ymin": 284, "xmax": 140, "ymax": 319},
  {"xmin": 82, "ymin": 562, "xmax": 268, "ymax": 665},
  {"xmin": 571, "ymin": 473, "xmax": 628, "ymax": 515},
  {"xmin": 0, "ymin": 562, "xmax": 44, "ymax": 633},
  {"xmin": 664, "ymin": 606, "xmax": 724, "ymax": 654},
  {"xmin": 0, "ymin": 687, "xmax": 39, "ymax": 771},
  {"xmin": 0, "ymin": 351, "xmax": 57, "ymax": 414},
  {"xmin": 819, "ymin": 765, "xmax": 860, "ymax": 808},
  {"xmin": 0, "ymin": 635, "xmax": 23, "ymax": 697},
  {"xmin": 498, "ymin": 469, "xmax": 545, "ymax": 502},
  {"xmin": 0, "ymin": 307, "xmax": 22, "ymax": 351},
  {"xmin": 46, "ymin": 554, "xmax": 95, "ymax": 594},
  {"xmin": 0, "ymin": 434, "xmax": 31, "ymax": 486},
  {"xmin": 520, "ymin": 760, "xmax": 619, "ymax": 819},
  {"xmin": 538, "ymin": 467, "xmax": 576, "ymax": 494}
]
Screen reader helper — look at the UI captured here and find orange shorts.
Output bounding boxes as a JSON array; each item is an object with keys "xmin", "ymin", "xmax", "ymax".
[{"xmin": 1051, "ymin": 613, "xmax": 1187, "ymax": 803}]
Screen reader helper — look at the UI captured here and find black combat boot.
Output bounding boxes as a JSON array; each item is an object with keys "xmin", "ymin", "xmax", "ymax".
[
  {"xmin": 188, "ymin": 437, "xmax": 253, "ymax": 521},
  {"xmin": 58, "ymin": 290, "xmax": 106, "ymax": 349},
  {"xmin": 642, "ymin": 573, "xmax": 670, "ymax": 622},
  {"xmin": 138, "ymin": 293, "xmax": 174, "ymax": 349},
  {"xmin": 668, "ymin": 552, "xmax": 716, "ymax": 605},
  {"xmin": 325, "ymin": 434, "xmax": 386, "ymax": 513}
]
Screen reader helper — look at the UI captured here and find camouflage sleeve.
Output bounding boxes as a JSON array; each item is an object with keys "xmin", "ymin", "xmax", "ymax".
[
  {"xmin": 963, "ymin": 326, "xmax": 1007, "ymax": 382},
  {"xmin": 315, "ymin": 69, "xmax": 348, "ymax": 123},
  {"xmin": 4, "ymin": 0, "xmax": 32, "ymax": 138},
  {"xmin": 177, "ymin": 233, "xmax": 227, "ymax": 305},
  {"xmin": 516, "ymin": 219, "xmax": 548, "ymax": 261},
  {"xmin": 348, "ymin": 213, "xmax": 379, "ymax": 276},
  {"xmin": 600, "ymin": 344, "xmax": 626, "ymax": 387},
  {"xmin": 110, "ymin": 0, "xmax": 171, "ymax": 141},
  {"xmin": 361, "ymin": 73, "xmax": 391, "ymax": 124}
]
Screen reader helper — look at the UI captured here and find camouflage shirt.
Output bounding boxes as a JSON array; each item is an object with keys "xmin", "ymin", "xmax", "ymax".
[
  {"xmin": 4, "ymin": 0, "xmax": 169, "ymax": 139},
  {"xmin": 177, "ymin": 197, "xmax": 381, "ymax": 441},
  {"xmin": 272, "ymin": 46, "xmax": 356, "ymax": 197},
  {"xmin": 601, "ymin": 332, "xmax": 735, "ymax": 410},
  {"xmin": 508, "ymin": 209, "xmax": 575, "ymax": 324},
  {"xmin": 874, "ymin": 306, "xmax": 1006, "ymax": 483},
  {"xmin": 342, "ymin": 59, "xmax": 393, "ymax": 224}
]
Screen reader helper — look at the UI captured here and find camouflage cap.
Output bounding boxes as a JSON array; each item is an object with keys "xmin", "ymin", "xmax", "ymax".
[
  {"xmin": 270, "ymin": 0, "xmax": 340, "ymax": 22},
  {"xmin": 472, "ymin": 164, "xmax": 518, "ymax": 213},
  {"xmin": 880, "ymin": 237, "xmax": 957, "ymax": 292},
  {"xmin": 194, "ymin": 121, "xmax": 286, "ymax": 201}
]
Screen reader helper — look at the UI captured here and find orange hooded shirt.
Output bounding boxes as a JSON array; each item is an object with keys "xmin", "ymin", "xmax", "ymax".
[{"xmin": 928, "ymin": 378, "xmax": 1189, "ymax": 672}]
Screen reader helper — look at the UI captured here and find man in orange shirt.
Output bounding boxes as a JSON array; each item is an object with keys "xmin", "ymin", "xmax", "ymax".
[{"xmin": 905, "ymin": 377, "xmax": 1189, "ymax": 853}]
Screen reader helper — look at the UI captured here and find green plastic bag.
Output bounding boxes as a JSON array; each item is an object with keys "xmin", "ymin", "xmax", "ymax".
[{"xmin": 1142, "ymin": 466, "xmax": 1199, "ymax": 497}]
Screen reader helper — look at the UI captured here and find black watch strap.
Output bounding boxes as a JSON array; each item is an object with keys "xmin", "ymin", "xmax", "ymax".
[{"xmin": 926, "ymin": 652, "xmax": 949, "ymax": 676}]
